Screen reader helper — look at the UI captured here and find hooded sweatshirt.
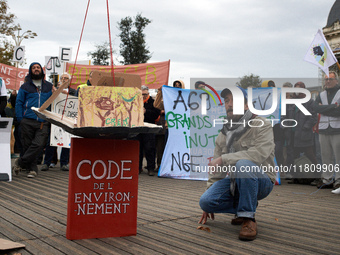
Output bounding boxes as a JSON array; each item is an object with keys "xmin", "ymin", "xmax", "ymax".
[{"xmin": 15, "ymin": 62, "xmax": 53, "ymax": 122}]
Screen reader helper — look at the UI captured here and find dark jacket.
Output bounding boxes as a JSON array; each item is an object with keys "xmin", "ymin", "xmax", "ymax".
[
  {"xmin": 144, "ymin": 96, "xmax": 160, "ymax": 124},
  {"xmin": 283, "ymin": 99, "xmax": 317, "ymax": 147},
  {"xmin": 15, "ymin": 62, "xmax": 53, "ymax": 123},
  {"xmin": 314, "ymin": 85, "xmax": 340, "ymax": 135}
]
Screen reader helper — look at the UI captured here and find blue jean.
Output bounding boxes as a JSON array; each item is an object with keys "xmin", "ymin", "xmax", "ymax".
[{"xmin": 199, "ymin": 160, "xmax": 274, "ymax": 218}]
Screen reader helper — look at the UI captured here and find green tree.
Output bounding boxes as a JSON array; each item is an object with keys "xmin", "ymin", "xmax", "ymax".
[
  {"xmin": 117, "ymin": 13, "xmax": 152, "ymax": 65},
  {"xmin": 0, "ymin": 0, "xmax": 15, "ymax": 65},
  {"xmin": 0, "ymin": 39, "xmax": 14, "ymax": 65},
  {"xmin": 0, "ymin": 1, "xmax": 37, "ymax": 66},
  {"xmin": 87, "ymin": 41, "xmax": 112, "ymax": 66},
  {"xmin": 0, "ymin": 0, "xmax": 15, "ymax": 36},
  {"xmin": 236, "ymin": 73, "xmax": 262, "ymax": 89}
]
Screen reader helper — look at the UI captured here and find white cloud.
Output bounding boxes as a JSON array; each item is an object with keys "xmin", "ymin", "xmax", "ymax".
[{"xmin": 7, "ymin": 0, "xmax": 336, "ymax": 85}]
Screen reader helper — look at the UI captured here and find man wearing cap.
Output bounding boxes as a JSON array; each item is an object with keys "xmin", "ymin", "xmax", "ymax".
[
  {"xmin": 13, "ymin": 62, "xmax": 53, "ymax": 178},
  {"xmin": 198, "ymin": 86, "xmax": 276, "ymax": 241}
]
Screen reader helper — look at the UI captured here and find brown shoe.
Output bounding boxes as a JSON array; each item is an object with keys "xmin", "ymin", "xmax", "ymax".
[
  {"xmin": 148, "ymin": 170, "xmax": 155, "ymax": 176},
  {"xmin": 239, "ymin": 218, "xmax": 257, "ymax": 241},
  {"xmin": 231, "ymin": 216, "xmax": 244, "ymax": 225}
]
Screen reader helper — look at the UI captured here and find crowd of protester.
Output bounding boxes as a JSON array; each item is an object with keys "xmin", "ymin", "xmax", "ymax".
[
  {"xmin": 2, "ymin": 65, "xmax": 340, "ymax": 243},
  {"xmin": 1, "ymin": 63, "xmax": 339, "ymax": 195}
]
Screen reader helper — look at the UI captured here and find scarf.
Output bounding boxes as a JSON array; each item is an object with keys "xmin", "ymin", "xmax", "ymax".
[
  {"xmin": 143, "ymin": 95, "xmax": 150, "ymax": 104},
  {"xmin": 222, "ymin": 109, "xmax": 253, "ymax": 153}
]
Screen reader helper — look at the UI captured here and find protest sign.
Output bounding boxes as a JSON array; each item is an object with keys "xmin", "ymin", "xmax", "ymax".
[
  {"xmin": 1, "ymin": 60, "xmax": 170, "ymax": 90},
  {"xmin": 66, "ymin": 138, "xmax": 139, "ymax": 240},
  {"xmin": 50, "ymin": 93, "xmax": 78, "ymax": 148},
  {"xmin": 66, "ymin": 60, "xmax": 170, "ymax": 89},
  {"xmin": 158, "ymin": 86, "xmax": 281, "ymax": 181}
]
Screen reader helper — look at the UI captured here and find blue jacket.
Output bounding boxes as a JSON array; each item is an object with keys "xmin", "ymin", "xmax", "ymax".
[{"xmin": 16, "ymin": 62, "xmax": 53, "ymax": 123}]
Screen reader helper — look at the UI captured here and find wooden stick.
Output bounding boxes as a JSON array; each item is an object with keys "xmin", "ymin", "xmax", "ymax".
[
  {"xmin": 38, "ymin": 80, "xmax": 70, "ymax": 112},
  {"xmin": 14, "ymin": 63, "xmax": 19, "ymax": 90},
  {"xmin": 336, "ymin": 61, "xmax": 340, "ymax": 71}
]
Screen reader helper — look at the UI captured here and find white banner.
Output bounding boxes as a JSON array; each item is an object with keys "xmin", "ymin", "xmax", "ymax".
[{"xmin": 158, "ymin": 86, "xmax": 281, "ymax": 180}]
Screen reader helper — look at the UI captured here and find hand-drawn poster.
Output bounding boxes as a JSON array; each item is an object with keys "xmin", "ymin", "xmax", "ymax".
[
  {"xmin": 77, "ymin": 87, "xmax": 143, "ymax": 128},
  {"xmin": 50, "ymin": 94, "xmax": 78, "ymax": 148},
  {"xmin": 159, "ymin": 86, "xmax": 281, "ymax": 181}
]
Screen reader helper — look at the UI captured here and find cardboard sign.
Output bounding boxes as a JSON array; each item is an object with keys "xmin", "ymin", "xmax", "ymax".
[
  {"xmin": 77, "ymin": 86, "xmax": 143, "ymax": 128},
  {"xmin": 66, "ymin": 138, "xmax": 139, "ymax": 240},
  {"xmin": 12, "ymin": 46, "xmax": 25, "ymax": 63},
  {"xmin": 59, "ymin": 47, "xmax": 72, "ymax": 62},
  {"xmin": 50, "ymin": 93, "xmax": 78, "ymax": 148},
  {"xmin": 0, "ymin": 238, "xmax": 25, "ymax": 250},
  {"xmin": 91, "ymin": 71, "xmax": 124, "ymax": 87}
]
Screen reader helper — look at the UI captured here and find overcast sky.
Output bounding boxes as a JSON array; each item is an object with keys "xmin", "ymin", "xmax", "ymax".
[{"xmin": 7, "ymin": 0, "xmax": 337, "ymax": 87}]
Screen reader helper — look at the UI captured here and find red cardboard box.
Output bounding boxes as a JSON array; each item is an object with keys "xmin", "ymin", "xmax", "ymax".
[{"xmin": 66, "ymin": 138, "xmax": 139, "ymax": 240}]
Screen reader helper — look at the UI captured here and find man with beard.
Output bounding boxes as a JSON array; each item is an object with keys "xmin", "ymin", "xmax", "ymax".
[
  {"xmin": 314, "ymin": 71, "xmax": 340, "ymax": 190},
  {"xmin": 198, "ymin": 86, "xmax": 276, "ymax": 241},
  {"xmin": 13, "ymin": 62, "xmax": 53, "ymax": 178}
]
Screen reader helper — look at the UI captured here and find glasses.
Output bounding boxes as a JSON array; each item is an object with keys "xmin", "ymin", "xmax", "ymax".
[
  {"xmin": 325, "ymin": 78, "xmax": 336, "ymax": 81},
  {"xmin": 142, "ymin": 93, "xmax": 148, "ymax": 96},
  {"xmin": 61, "ymin": 77, "xmax": 69, "ymax": 80}
]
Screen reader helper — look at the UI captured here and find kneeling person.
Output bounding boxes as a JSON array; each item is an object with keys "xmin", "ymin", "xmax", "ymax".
[{"xmin": 199, "ymin": 86, "xmax": 276, "ymax": 241}]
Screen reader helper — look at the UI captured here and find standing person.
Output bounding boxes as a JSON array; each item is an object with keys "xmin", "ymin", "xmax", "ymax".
[
  {"xmin": 13, "ymin": 62, "xmax": 53, "ymax": 178},
  {"xmin": 314, "ymin": 71, "xmax": 340, "ymax": 189},
  {"xmin": 282, "ymin": 82, "xmax": 294, "ymax": 173},
  {"xmin": 0, "ymin": 77, "xmax": 7, "ymax": 117},
  {"xmin": 41, "ymin": 73, "xmax": 75, "ymax": 172},
  {"xmin": 262, "ymin": 80, "xmax": 285, "ymax": 167},
  {"xmin": 198, "ymin": 86, "xmax": 275, "ymax": 241},
  {"xmin": 283, "ymin": 82, "xmax": 318, "ymax": 184},
  {"xmin": 173, "ymin": 80, "xmax": 184, "ymax": 89},
  {"xmin": 154, "ymin": 80, "xmax": 185, "ymax": 142},
  {"xmin": 138, "ymin": 85, "xmax": 160, "ymax": 176},
  {"xmin": 53, "ymin": 73, "xmax": 77, "ymax": 96}
]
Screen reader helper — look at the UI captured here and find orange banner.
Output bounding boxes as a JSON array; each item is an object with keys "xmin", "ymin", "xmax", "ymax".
[
  {"xmin": 0, "ymin": 63, "xmax": 28, "ymax": 90},
  {"xmin": 66, "ymin": 60, "xmax": 170, "ymax": 89},
  {"xmin": 1, "ymin": 60, "xmax": 170, "ymax": 90}
]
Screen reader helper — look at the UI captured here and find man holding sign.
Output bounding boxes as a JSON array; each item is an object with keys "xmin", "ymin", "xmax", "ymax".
[{"xmin": 198, "ymin": 86, "xmax": 276, "ymax": 241}]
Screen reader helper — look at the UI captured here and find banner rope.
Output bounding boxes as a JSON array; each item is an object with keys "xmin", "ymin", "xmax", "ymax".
[
  {"xmin": 106, "ymin": 0, "xmax": 116, "ymax": 86},
  {"xmin": 61, "ymin": 0, "xmax": 91, "ymax": 120}
]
